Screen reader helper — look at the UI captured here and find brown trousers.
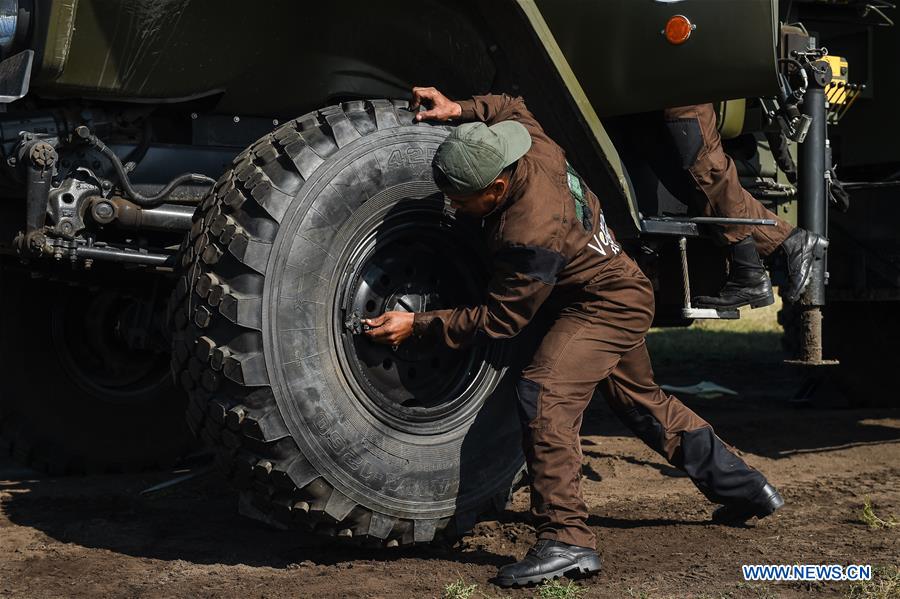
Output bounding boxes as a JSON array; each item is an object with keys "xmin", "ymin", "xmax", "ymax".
[
  {"xmin": 516, "ymin": 256, "xmax": 767, "ymax": 548},
  {"xmin": 662, "ymin": 104, "xmax": 794, "ymax": 256}
]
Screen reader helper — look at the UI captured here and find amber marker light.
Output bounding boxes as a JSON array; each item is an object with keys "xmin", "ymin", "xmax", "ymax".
[{"xmin": 664, "ymin": 15, "xmax": 694, "ymax": 45}]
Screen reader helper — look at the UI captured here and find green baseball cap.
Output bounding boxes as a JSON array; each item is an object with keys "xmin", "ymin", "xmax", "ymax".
[{"xmin": 433, "ymin": 121, "xmax": 532, "ymax": 195}]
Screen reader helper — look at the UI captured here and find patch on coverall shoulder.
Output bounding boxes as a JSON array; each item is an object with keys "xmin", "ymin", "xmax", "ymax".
[
  {"xmin": 566, "ymin": 161, "xmax": 593, "ymax": 231},
  {"xmin": 665, "ymin": 118, "xmax": 704, "ymax": 170}
]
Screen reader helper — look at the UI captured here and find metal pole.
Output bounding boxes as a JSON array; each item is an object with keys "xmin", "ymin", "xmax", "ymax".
[
  {"xmin": 797, "ymin": 60, "xmax": 832, "ymax": 363},
  {"xmin": 74, "ymin": 246, "xmax": 177, "ymax": 267},
  {"xmin": 679, "ymin": 236, "xmax": 691, "ymax": 310}
]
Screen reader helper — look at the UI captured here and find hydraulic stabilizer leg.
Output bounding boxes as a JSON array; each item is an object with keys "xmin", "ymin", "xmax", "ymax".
[{"xmin": 796, "ymin": 59, "xmax": 832, "ymax": 364}]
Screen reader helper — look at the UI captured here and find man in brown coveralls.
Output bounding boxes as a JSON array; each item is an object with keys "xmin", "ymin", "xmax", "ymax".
[
  {"xmin": 641, "ymin": 104, "xmax": 828, "ymax": 309},
  {"xmin": 364, "ymin": 89, "xmax": 784, "ymax": 587}
]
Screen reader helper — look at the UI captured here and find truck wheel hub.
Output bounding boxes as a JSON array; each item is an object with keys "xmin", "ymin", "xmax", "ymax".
[{"xmin": 334, "ymin": 200, "xmax": 496, "ymax": 427}]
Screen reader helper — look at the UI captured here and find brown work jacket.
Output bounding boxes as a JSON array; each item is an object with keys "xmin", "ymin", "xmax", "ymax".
[{"xmin": 413, "ymin": 94, "xmax": 646, "ymax": 349}]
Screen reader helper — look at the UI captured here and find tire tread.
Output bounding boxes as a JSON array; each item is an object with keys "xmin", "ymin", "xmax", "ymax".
[{"xmin": 169, "ymin": 100, "xmax": 509, "ymax": 546}]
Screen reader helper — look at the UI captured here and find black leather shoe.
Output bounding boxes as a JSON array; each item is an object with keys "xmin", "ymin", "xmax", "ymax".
[
  {"xmin": 494, "ymin": 539, "xmax": 601, "ymax": 588},
  {"xmin": 780, "ymin": 228, "xmax": 829, "ymax": 303},
  {"xmin": 712, "ymin": 483, "xmax": 785, "ymax": 525},
  {"xmin": 694, "ymin": 237, "xmax": 775, "ymax": 310}
]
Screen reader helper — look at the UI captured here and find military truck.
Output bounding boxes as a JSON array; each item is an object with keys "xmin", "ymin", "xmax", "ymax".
[{"xmin": 0, "ymin": 0, "xmax": 895, "ymax": 546}]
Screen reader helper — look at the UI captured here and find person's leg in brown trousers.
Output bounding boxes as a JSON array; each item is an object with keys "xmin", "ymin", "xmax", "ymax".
[
  {"xmin": 651, "ymin": 104, "xmax": 781, "ymax": 309},
  {"xmin": 662, "ymin": 104, "xmax": 794, "ymax": 256},
  {"xmin": 599, "ymin": 341, "xmax": 768, "ymax": 505},
  {"xmin": 662, "ymin": 103, "xmax": 830, "ymax": 307},
  {"xmin": 609, "ymin": 104, "xmax": 828, "ymax": 306},
  {"xmin": 514, "ymin": 265, "xmax": 773, "ymax": 548}
]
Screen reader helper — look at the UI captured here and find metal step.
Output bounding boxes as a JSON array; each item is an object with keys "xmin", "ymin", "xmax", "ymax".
[
  {"xmin": 682, "ymin": 307, "xmax": 740, "ymax": 320},
  {"xmin": 639, "ymin": 217, "xmax": 777, "ymax": 321},
  {"xmin": 676, "ymin": 236, "xmax": 739, "ymax": 320}
]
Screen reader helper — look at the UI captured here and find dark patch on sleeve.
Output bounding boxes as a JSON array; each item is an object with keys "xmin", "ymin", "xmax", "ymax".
[{"xmin": 494, "ymin": 244, "xmax": 567, "ymax": 285}]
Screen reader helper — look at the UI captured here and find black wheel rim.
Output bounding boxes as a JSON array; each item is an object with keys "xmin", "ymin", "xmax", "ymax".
[{"xmin": 333, "ymin": 193, "xmax": 503, "ymax": 433}]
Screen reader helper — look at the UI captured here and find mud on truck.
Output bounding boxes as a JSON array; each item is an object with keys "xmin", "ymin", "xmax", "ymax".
[{"xmin": 0, "ymin": 0, "xmax": 895, "ymax": 546}]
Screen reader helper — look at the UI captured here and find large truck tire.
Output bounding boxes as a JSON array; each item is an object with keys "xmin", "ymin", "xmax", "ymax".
[
  {"xmin": 0, "ymin": 272, "xmax": 193, "ymax": 474},
  {"xmin": 170, "ymin": 100, "xmax": 525, "ymax": 546}
]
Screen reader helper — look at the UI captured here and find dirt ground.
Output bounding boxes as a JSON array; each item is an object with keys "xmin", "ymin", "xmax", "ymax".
[{"xmin": 1, "ymin": 305, "xmax": 898, "ymax": 599}]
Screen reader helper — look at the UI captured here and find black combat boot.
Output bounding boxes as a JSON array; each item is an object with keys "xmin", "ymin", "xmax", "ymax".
[
  {"xmin": 779, "ymin": 228, "xmax": 829, "ymax": 303},
  {"xmin": 694, "ymin": 236, "xmax": 775, "ymax": 310},
  {"xmin": 712, "ymin": 482, "xmax": 785, "ymax": 525},
  {"xmin": 495, "ymin": 539, "xmax": 601, "ymax": 587}
]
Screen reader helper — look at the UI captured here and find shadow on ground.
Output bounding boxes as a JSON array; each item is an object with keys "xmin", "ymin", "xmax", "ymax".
[
  {"xmin": 583, "ymin": 322, "xmax": 900, "ymax": 460},
  {"xmin": 0, "ymin": 465, "xmax": 514, "ymax": 568}
]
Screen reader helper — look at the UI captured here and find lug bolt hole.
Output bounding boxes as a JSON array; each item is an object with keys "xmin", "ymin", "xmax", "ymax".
[
  {"xmin": 365, "ymin": 300, "xmax": 376, "ymax": 313},
  {"xmin": 382, "ymin": 358, "xmax": 392, "ymax": 370}
]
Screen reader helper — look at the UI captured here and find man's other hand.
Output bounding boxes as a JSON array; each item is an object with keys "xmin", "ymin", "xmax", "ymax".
[
  {"xmin": 363, "ymin": 312, "xmax": 415, "ymax": 347},
  {"xmin": 410, "ymin": 87, "xmax": 462, "ymax": 122}
]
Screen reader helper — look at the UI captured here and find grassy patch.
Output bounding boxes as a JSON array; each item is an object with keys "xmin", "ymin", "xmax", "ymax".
[
  {"xmin": 536, "ymin": 579, "xmax": 587, "ymax": 599},
  {"xmin": 848, "ymin": 565, "xmax": 900, "ymax": 599},
  {"xmin": 647, "ymin": 300, "xmax": 783, "ymax": 366},
  {"xmin": 861, "ymin": 498, "xmax": 897, "ymax": 530},
  {"xmin": 443, "ymin": 579, "xmax": 479, "ymax": 599},
  {"xmin": 443, "ymin": 577, "xmax": 590, "ymax": 599},
  {"xmin": 732, "ymin": 581, "xmax": 778, "ymax": 599}
]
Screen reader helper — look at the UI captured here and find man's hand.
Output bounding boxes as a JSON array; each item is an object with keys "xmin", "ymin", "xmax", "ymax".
[
  {"xmin": 363, "ymin": 312, "xmax": 415, "ymax": 347},
  {"xmin": 410, "ymin": 87, "xmax": 463, "ymax": 122}
]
